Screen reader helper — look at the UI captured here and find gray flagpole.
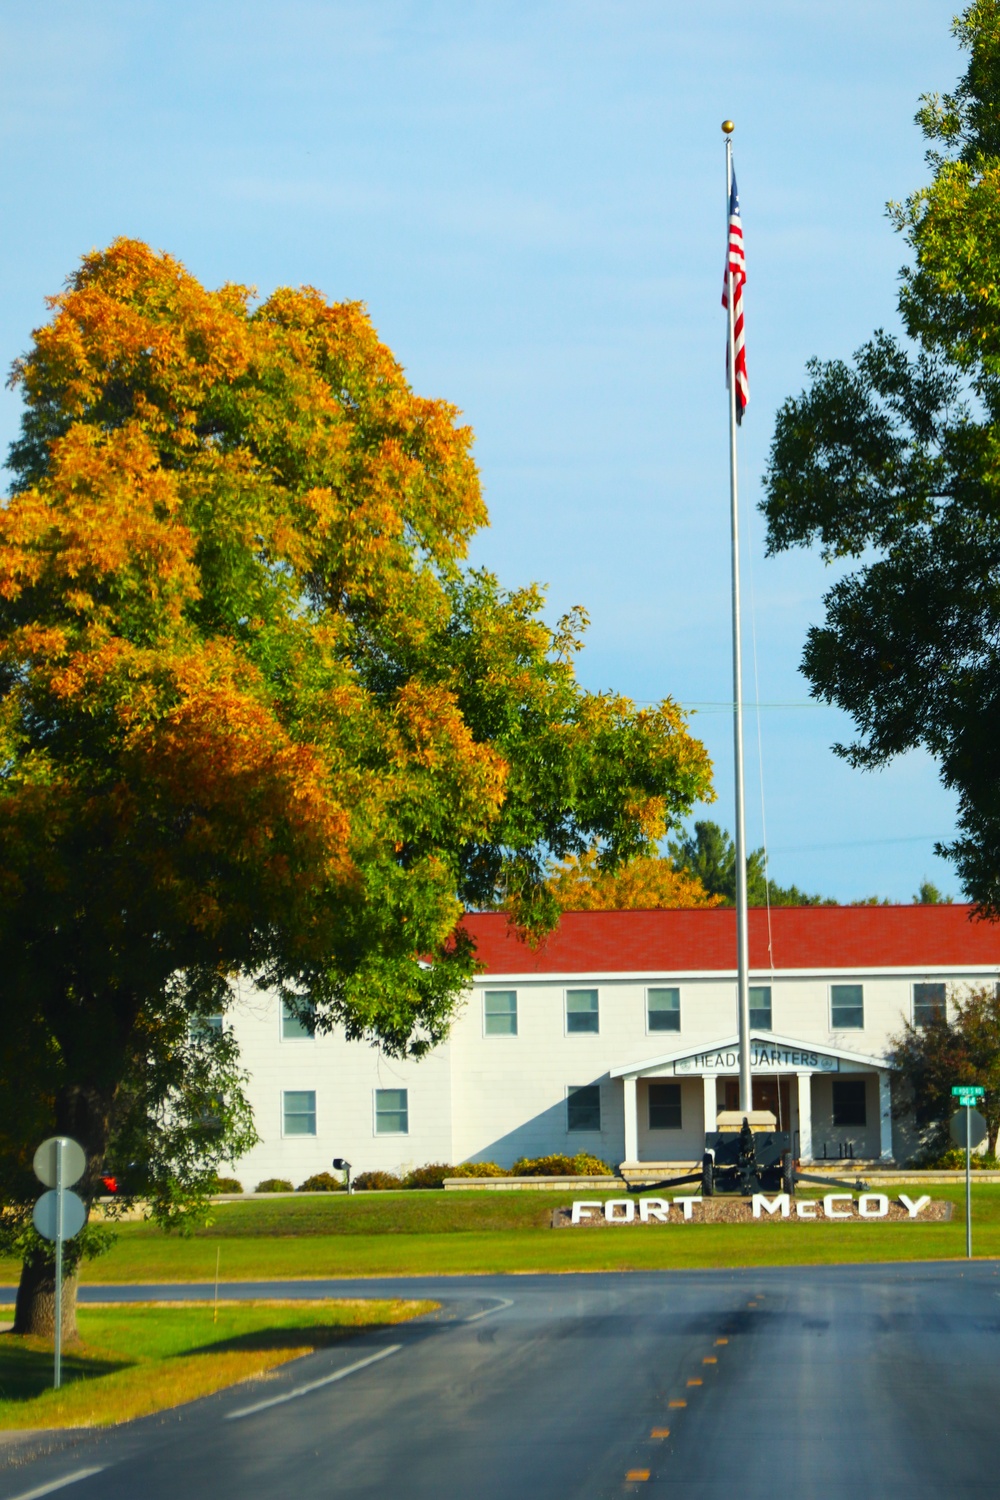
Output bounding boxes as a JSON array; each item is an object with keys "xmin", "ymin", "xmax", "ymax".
[{"xmin": 723, "ymin": 120, "xmax": 752, "ymax": 1116}]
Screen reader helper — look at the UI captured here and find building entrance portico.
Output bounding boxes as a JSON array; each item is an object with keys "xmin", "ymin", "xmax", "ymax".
[{"xmin": 612, "ymin": 1031, "xmax": 893, "ymax": 1167}]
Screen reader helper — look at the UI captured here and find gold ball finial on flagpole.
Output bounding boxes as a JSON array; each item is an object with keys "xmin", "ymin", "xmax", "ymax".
[{"xmin": 721, "ymin": 120, "xmax": 735, "ymax": 134}]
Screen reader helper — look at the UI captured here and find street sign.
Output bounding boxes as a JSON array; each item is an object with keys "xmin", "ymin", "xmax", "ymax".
[
  {"xmin": 31, "ymin": 1135, "xmax": 87, "ymax": 1392},
  {"xmin": 951, "ymin": 1109, "xmax": 987, "ymax": 1149},
  {"xmin": 952, "ymin": 1085, "xmax": 985, "ymax": 1098},
  {"xmin": 33, "ymin": 1137, "xmax": 86, "ymax": 1189},
  {"xmin": 32, "ymin": 1189, "xmax": 86, "ymax": 1242}
]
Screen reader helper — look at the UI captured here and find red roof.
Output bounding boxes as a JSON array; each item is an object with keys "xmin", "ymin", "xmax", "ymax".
[{"xmin": 459, "ymin": 906, "xmax": 1000, "ymax": 975}]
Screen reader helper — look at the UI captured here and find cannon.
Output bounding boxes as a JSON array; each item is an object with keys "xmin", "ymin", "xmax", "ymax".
[{"xmin": 629, "ymin": 1116, "xmax": 868, "ymax": 1197}]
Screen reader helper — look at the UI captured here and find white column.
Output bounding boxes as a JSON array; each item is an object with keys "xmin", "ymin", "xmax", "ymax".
[
  {"xmin": 796, "ymin": 1072, "xmax": 813, "ymax": 1163},
  {"xmin": 878, "ymin": 1071, "xmax": 893, "ymax": 1162},
  {"xmin": 623, "ymin": 1075, "xmax": 638, "ymax": 1163},
  {"xmin": 703, "ymin": 1075, "xmax": 717, "ymax": 1134}
]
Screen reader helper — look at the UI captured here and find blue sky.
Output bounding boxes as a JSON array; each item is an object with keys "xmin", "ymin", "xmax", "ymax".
[{"xmin": 0, "ymin": 1, "xmax": 966, "ymax": 901}]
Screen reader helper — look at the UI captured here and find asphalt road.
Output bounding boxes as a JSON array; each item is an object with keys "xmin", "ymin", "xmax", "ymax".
[{"xmin": 3, "ymin": 1263, "xmax": 1000, "ymax": 1498}]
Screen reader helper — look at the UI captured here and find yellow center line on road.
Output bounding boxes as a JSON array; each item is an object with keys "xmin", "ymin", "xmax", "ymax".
[
  {"xmin": 650, "ymin": 1428, "xmax": 670, "ymax": 1439},
  {"xmin": 715, "ymin": 1338, "xmax": 728, "ymax": 1345},
  {"xmin": 686, "ymin": 1378, "xmax": 703, "ymax": 1386},
  {"xmin": 626, "ymin": 1471, "xmax": 650, "ymax": 1482},
  {"xmin": 703, "ymin": 1356, "xmax": 717, "ymax": 1364},
  {"xmin": 668, "ymin": 1399, "xmax": 687, "ymax": 1408}
]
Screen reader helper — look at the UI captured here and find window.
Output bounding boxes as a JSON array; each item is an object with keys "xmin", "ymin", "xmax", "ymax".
[
  {"xmin": 566, "ymin": 989, "xmax": 599, "ymax": 1034},
  {"xmin": 749, "ymin": 985, "xmax": 772, "ymax": 1031},
  {"xmin": 190, "ymin": 1013, "xmax": 223, "ymax": 1043},
  {"xmin": 484, "ymin": 989, "xmax": 518, "ymax": 1036},
  {"xmin": 648, "ymin": 1082, "xmax": 682, "ymax": 1130},
  {"xmin": 282, "ymin": 1090, "xmax": 317, "ymax": 1136},
  {"xmin": 831, "ymin": 983, "xmax": 864, "ymax": 1030},
  {"xmin": 647, "ymin": 987, "xmax": 680, "ymax": 1033},
  {"xmin": 914, "ymin": 982, "xmax": 946, "ymax": 1027},
  {"xmin": 375, "ymin": 1088, "xmax": 409, "ymax": 1135},
  {"xmin": 832, "ymin": 1079, "xmax": 867, "ymax": 1128},
  {"xmin": 567, "ymin": 1085, "xmax": 601, "ymax": 1132},
  {"xmin": 281, "ymin": 999, "xmax": 315, "ymax": 1039}
]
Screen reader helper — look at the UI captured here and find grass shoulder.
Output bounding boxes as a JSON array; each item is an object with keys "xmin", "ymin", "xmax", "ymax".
[{"xmin": 0, "ymin": 1298, "xmax": 434, "ymax": 1430}]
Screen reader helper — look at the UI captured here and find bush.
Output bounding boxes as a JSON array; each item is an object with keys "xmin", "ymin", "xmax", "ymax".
[
  {"xmin": 254, "ymin": 1177, "xmax": 294, "ymax": 1193},
  {"xmin": 511, "ymin": 1152, "xmax": 613, "ymax": 1177},
  {"xmin": 920, "ymin": 1148, "xmax": 1000, "ymax": 1171},
  {"xmin": 352, "ymin": 1170, "xmax": 404, "ymax": 1191},
  {"xmin": 297, "ymin": 1172, "xmax": 344, "ymax": 1192},
  {"xmin": 403, "ymin": 1164, "xmax": 454, "ymax": 1189},
  {"xmin": 211, "ymin": 1176, "xmax": 244, "ymax": 1194},
  {"xmin": 448, "ymin": 1161, "xmax": 508, "ymax": 1178}
]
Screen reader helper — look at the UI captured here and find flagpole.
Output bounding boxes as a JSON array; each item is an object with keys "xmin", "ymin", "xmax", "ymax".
[{"xmin": 723, "ymin": 119, "xmax": 752, "ymax": 1117}]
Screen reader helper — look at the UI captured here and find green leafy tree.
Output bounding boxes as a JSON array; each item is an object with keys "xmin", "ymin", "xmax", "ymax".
[
  {"xmin": 761, "ymin": 2, "xmax": 1000, "ymax": 914},
  {"xmin": 667, "ymin": 820, "xmax": 837, "ymax": 907},
  {"xmin": 0, "ymin": 240, "xmax": 713, "ymax": 1329},
  {"xmin": 914, "ymin": 880, "xmax": 954, "ymax": 905},
  {"xmin": 887, "ymin": 984, "xmax": 1000, "ymax": 1156}
]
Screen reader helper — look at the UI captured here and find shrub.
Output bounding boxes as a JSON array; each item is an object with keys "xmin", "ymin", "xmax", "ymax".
[
  {"xmin": 402, "ymin": 1162, "xmax": 510, "ymax": 1188},
  {"xmin": 297, "ymin": 1172, "xmax": 344, "ymax": 1192},
  {"xmin": 511, "ymin": 1152, "xmax": 613, "ymax": 1177},
  {"xmin": 211, "ymin": 1176, "xmax": 244, "ymax": 1194},
  {"xmin": 352, "ymin": 1170, "xmax": 404, "ymax": 1191},
  {"xmin": 254, "ymin": 1177, "xmax": 294, "ymax": 1193},
  {"xmin": 920, "ymin": 1148, "xmax": 1000, "ymax": 1171},
  {"xmin": 403, "ymin": 1164, "xmax": 454, "ymax": 1189}
]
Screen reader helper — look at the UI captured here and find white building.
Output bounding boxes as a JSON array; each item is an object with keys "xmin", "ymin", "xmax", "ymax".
[{"xmin": 225, "ymin": 906, "xmax": 1000, "ymax": 1186}]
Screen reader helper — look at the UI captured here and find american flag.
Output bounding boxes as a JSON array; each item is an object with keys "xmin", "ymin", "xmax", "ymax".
[{"xmin": 722, "ymin": 171, "xmax": 748, "ymax": 423}]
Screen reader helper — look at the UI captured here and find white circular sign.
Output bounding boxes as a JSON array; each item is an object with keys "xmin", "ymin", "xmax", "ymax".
[
  {"xmin": 32, "ymin": 1189, "xmax": 87, "ymax": 1242},
  {"xmin": 33, "ymin": 1137, "xmax": 86, "ymax": 1189}
]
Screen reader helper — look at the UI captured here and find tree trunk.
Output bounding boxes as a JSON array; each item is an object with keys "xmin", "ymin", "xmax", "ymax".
[{"xmin": 13, "ymin": 1253, "xmax": 80, "ymax": 1341}]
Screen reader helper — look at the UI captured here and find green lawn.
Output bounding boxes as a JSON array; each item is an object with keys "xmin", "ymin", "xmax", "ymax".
[
  {"xmin": 0, "ymin": 1184, "xmax": 994, "ymax": 1284},
  {"xmin": 0, "ymin": 1298, "xmax": 434, "ymax": 1429}
]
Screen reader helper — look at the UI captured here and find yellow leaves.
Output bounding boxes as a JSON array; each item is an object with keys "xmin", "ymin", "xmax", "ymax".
[
  {"xmin": 547, "ymin": 848, "xmax": 722, "ymax": 912},
  {"xmin": 0, "ymin": 423, "xmax": 199, "ymax": 623}
]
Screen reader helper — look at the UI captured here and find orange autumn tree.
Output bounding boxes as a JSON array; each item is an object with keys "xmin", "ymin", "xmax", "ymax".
[
  {"xmin": 0, "ymin": 240, "xmax": 713, "ymax": 1327},
  {"xmin": 547, "ymin": 848, "xmax": 721, "ymax": 910}
]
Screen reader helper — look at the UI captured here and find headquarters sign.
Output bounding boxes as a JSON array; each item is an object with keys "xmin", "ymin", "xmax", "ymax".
[{"xmin": 673, "ymin": 1045, "xmax": 841, "ymax": 1076}]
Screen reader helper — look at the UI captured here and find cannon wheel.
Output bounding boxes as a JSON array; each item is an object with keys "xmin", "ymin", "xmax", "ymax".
[
  {"xmin": 701, "ymin": 1154, "xmax": 715, "ymax": 1197},
  {"xmin": 782, "ymin": 1151, "xmax": 795, "ymax": 1197}
]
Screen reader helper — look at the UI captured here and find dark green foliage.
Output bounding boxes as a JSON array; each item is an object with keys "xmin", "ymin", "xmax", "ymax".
[
  {"xmin": 402, "ymin": 1162, "xmax": 508, "ymax": 1188},
  {"xmin": 887, "ymin": 983, "xmax": 1000, "ymax": 1155},
  {"xmin": 212, "ymin": 1177, "xmax": 244, "ymax": 1194},
  {"xmin": 254, "ymin": 1178, "xmax": 294, "ymax": 1194},
  {"xmin": 761, "ymin": 3, "xmax": 1000, "ymax": 911},
  {"xmin": 667, "ymin": 821, "xmax": 837, "ymax": 907}
]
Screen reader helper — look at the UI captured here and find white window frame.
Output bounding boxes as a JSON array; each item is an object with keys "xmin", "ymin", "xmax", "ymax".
[
  {"xmin": 829, "ymin": 982, "xmax": 865, "ymax": 1031},
  {"xmin": 912, "ymin": 980, "xmax": 947, "ymax": 1027},
  {"xmin": 645, "ymin": 985, "xmax": 681, "ymax": 1036},
  {"xmin": 564, "ymin": 987, "xmax": 600, "ymax": 1037},
  {"xmin": 281, "ymin": 1088, "xmax": 318, "ymax": 1138},
  {"xmin": 280, "ymin": 998, "xmax": 316, "ymax": 1042},
  {"xmin": 373, "ymin": 1087, "xmax": 409, "ymax": 1136},
  {"xmin": 483, "ymin": 988, "xmax": 518, "ymax": 1038},
  {"xmin": 749, "ymin": 984, "xmax": 772, "ymax": 1031},
  {"xmin": 565, "ymin": 1083, "xmax": 602, "ymax": 1134}
]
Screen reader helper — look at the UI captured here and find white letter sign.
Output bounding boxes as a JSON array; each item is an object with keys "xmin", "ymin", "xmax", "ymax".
[
  {"xmin": 899, "ymin": 1194, "xmax": 931, "ymax": 1219},
  {"xmin": 639, "ymin": 1197, "xmax": 670, "ymax": 1223},
  {"xmin": 857, "ymin": 1193, "xmax": 889, "ymax": 1219},
  {"xmin": 604, "ymin": 1199, "xmax": 635, "ymax": 1223},
  {"xmin": 752, "ymin": 1193, "xmax": 790, "ymax": 1218},
  {"xmin": 571, "ymin": 1201, "xmax": 601, "ymax": 1224},
  {"xmin": 673, "ymin": 1196, "xmax": 702, "ymax": 1221},
  {"xmin": 823, "ymin": 1194, "xmax": 853, "ymax": 1220}
]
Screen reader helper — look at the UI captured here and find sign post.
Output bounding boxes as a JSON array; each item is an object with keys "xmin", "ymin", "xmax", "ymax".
[
  {"xmin": 951, "ymin": 1087, "xmax": 986, "ymax": 1260},
  {"xmin": 32, "ymin": 1137, "xmax": 87, "ymax": 1389}
]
